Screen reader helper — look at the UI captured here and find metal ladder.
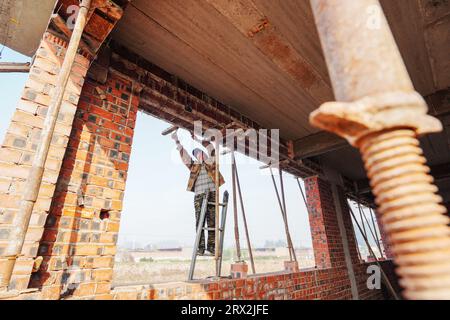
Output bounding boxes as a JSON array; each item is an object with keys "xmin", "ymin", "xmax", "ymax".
[{"xmin": 188, "ymin": 190, "xmax": 229, "ymax": 281}]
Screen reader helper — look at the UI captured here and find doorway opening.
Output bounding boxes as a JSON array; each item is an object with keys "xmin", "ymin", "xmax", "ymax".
[{"xmin": 112, "ymin": 112, "xmax": 313, "ymax": 286}]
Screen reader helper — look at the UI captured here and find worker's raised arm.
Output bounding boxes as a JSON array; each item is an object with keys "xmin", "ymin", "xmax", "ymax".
[
  {"xmin": 191, "ymin": 133, "xmax": 216, "ymax": 159},
  {"xmin": 172, "ymin": 132, "xmax": 193, "ymax": 169}
]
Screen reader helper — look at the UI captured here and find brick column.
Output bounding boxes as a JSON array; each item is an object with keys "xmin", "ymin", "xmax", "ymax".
[
  {"xmin": 0, "ymin": 33, "xmax": 90, "ymax": 291},
  {"xmin": 30, "ymin": 71, "xmax": 139, "ymax": 299},
  {"xmin": 304, "ymin": 176, "xmax": 359, "ymax": 269}
]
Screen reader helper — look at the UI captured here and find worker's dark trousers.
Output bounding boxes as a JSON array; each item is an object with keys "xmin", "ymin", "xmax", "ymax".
[{"xmin": 194, "ymin": 192, "xmax": 216, "ymax": 253}]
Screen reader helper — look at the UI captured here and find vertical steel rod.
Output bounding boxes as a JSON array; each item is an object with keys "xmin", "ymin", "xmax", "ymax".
[
  {"xmin": 1, "ymin": 0, "xmax": 92, "ymax": 290},
  {"xmin": 231, "ymin": 153, "xmax": 242, "ymax": 261},
  {"xmin": 233, "ymin": 152, "xmax": 256, "ymax": 274},
  {"xmin": 348, "ymin": 206, "xmax": 400, "ymax": 300},
  {"xmin": 214, "ymin": 140, "xmax": 220, "ymax": 275},
  {"xmin": 279, "ymin": 170, "xmax": 296, "ymax": 262},
  {"xmin": 369, "ymin": 207, "xmax": 383, "ymax": 254},
  {"xmin": 269, "ymin": 167, "xmax": 296, "ymax": 262},
  {"xmin": 359, "ymin": 204, "xmax": 384, "ymax": 258}
]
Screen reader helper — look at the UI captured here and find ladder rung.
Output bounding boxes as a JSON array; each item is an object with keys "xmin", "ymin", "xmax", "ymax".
[
  {"xmin": 203, "ymin": 228, "xmax": 224, "ymax": 232},
  {"xmin": 208, "ymin": 202, "xmax": 226, "ymax": 206}
]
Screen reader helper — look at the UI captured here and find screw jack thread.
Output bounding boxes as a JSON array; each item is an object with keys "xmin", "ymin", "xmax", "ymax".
[{"xmin": 358, "ymin": 128, "xmax": 450, "ymax": 300}]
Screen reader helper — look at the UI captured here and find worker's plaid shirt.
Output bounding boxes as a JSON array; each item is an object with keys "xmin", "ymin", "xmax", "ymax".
[
  {"xmin": 194, "ymin": 164, "xmax": 216, "ymax": 195},
  {"xmin": 176, "ymin": 143, "xmax": 225, "ymax": 193}
]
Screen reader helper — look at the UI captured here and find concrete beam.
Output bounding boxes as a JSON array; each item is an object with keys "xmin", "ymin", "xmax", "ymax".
[
  {"xmin": 353, "ymin": 162, "xmax": 450, "ymax": 198},
  {"xmin": 104, "ymin": 41, "xmax": 322, "ymax": 178},
  {"xmin": 293, "ymin": 88, "xmax": 450, "ymax": 160},
  {"xmin": 49, "ymin": 0, "xmax": 125, "ymax": 57},
  {"xmin": 294, "ymin": 131, "xmax": 348, "ymax": 159},
  {"xmin": 427, "ymin": 88, "xmax": 450, "ymax": 117}
]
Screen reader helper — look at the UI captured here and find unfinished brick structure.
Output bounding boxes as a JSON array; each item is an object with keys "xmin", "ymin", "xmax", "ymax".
[
  {"xmin": 0, "ymin": 28, "xmax": 399, "ymax": 300},
  {"xmin": 1, "ymin": 0, "xmax": 449, "ymax": 300},
  {"xmin": 0, "ymin": 33, "xmax": 90, "ymax": 293}
]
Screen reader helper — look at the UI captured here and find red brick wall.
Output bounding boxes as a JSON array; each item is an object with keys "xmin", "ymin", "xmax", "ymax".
[
  {"xmin": 304, "ymin": 176, "xmax": 359, "ymax": 269},
  {"xmin": 0, "ymin": 33, "xmax": 89, "ymax": 291},
  {"xmin": 109, "ymin": 261, "xmax": 396, "ymax": 300},
  {"xmin": 0, "ymin": 33, "xmax": 401, "ymax": 300},
  {"xmin": 29, "ymin": 71, "xmax": 139, "ymax": 299}
]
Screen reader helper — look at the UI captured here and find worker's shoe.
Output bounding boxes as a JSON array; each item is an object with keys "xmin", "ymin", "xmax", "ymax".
[
  {"xmin": 206, "ymin": 248, "xmax": 215, "ymax": 255},
  {"xmin": 197, "ymin": 249, "xmax": 205, "ymax": 255}
]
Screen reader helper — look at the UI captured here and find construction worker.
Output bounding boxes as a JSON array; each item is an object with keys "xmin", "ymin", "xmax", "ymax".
[{"xmin": 171, "ymin": 130, "xmax": 225, "ymax": 255}]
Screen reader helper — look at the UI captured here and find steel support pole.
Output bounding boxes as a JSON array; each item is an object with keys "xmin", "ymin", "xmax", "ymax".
[
  {"xmin": 310, "ymin": 0, "xmax": 450, "ymax": 299},
  {"xmin": 0, "ymin": 62, "xmax": 31, "ymax": 73},
  {"xmin": 355, "ymin": 183, "xmax": 367, "ymax": 239},
  {"xmin": 369, "ymin": 207, "xmax": 383, "ymax": 254},
  {"xmin": 279, "ymin": 170, "xmax": 296, "ymax": 261},
  {"xmin": 0, "ymin": 0, "xmax": 92, "ymax": 290},
  {"xmin": 231, "ymin": 153, "xmax": 242, "ymax": 261},
  {"xmin": 360, "ymin": 205, "xmax": 384, "ymax": 259},
  {"xmin": 214, "ymin": 139, "xmax": 220, "ymax": 275},
  {"xmin": 233, "ymin": 152, "xmax": 256, "ymax": 273},
  {"xmin": 269, "ymin": 167, "xmax": 297, "ymax": 262},
  {"xmin": 348, "ymin": 206, "xmax": 400, "ymax": 300}
]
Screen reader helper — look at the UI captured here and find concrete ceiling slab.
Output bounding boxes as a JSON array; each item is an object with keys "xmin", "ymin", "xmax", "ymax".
[
  {"xmin": 112, "ymin": 0, "xmax": 449, "ymax": 143},
  {"xmin": 0, "ymin": 0, "xmax": 56, "ymax": 57}
]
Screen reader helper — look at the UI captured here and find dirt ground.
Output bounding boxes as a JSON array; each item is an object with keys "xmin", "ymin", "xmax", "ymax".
[{"xmin": 112, "ymin": 255, "xmax": 315, "ymax": 286}]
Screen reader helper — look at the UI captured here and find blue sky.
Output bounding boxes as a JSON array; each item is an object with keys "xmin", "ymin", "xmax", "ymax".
[{"xmin": 0, "ymin": 46, "xmax": 381, "ymax": 255}]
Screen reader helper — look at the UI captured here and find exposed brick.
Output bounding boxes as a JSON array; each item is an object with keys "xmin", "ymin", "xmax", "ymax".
[
  {"xmin": 0, "ymin": 148, "xmax": 23, "ymax": 164},
  {"xmin": 0, "ymin": 30, "xmax": 399, "ymax": 302},
  {"xmin": 0, "ymin": 32, "xmax": 91, "ymax": 292}
]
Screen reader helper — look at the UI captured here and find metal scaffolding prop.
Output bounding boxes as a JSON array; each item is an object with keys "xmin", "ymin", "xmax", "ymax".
[
  {"xmin": 369, "ymin": 207, "xmax": 383, "ymax": 253},
  {"xmin": 0, "ymin": 62, "xmax": 31, "ymax": 73},
  {"xmin": 354, "ymin": 182, "xmax": 368, "ymax": 239},
  {"xmin": 351, "ymin": 189, "xmax": 384, "ymax": 259},
  {"xmin": 357, "ymin": 202, "xmax": 384, "ymax": 259},
  {"xmin": 214, "ymin": 139, "xmax": 220, "ymax": 273},
  {"xmin": 230, "ymin": 152, "xmax": 256, "ymax": 274},
  {"xmin": 310, "ymin": 0, "xmax": 450, "ymax": 299},
  {"xmin": 348, "ymin": 206, "xmax": 400, "ymax": 300},
  {"xmin": 0, "ymin": 0, "xmax": 92, "ymax": 290},
  {"xmin": 231, "ymin": 152, "xmax": 242, "ymax": 261},
  {"xmin": 263, "ymin": 165, "xmax": 297, "ymax": 262}
]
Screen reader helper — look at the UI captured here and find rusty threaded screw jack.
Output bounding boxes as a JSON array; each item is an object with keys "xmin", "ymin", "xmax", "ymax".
[
  {"xmin": 359, "ymin": 129, "xmax": 450, "ymax": 299},
  {"xmin": 311, "ymin": 91, "xmax": 450, "ymax": 299},
  {"xmin": 309, "ymin": 0, "xmax": 450, "ymax": 299}
]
